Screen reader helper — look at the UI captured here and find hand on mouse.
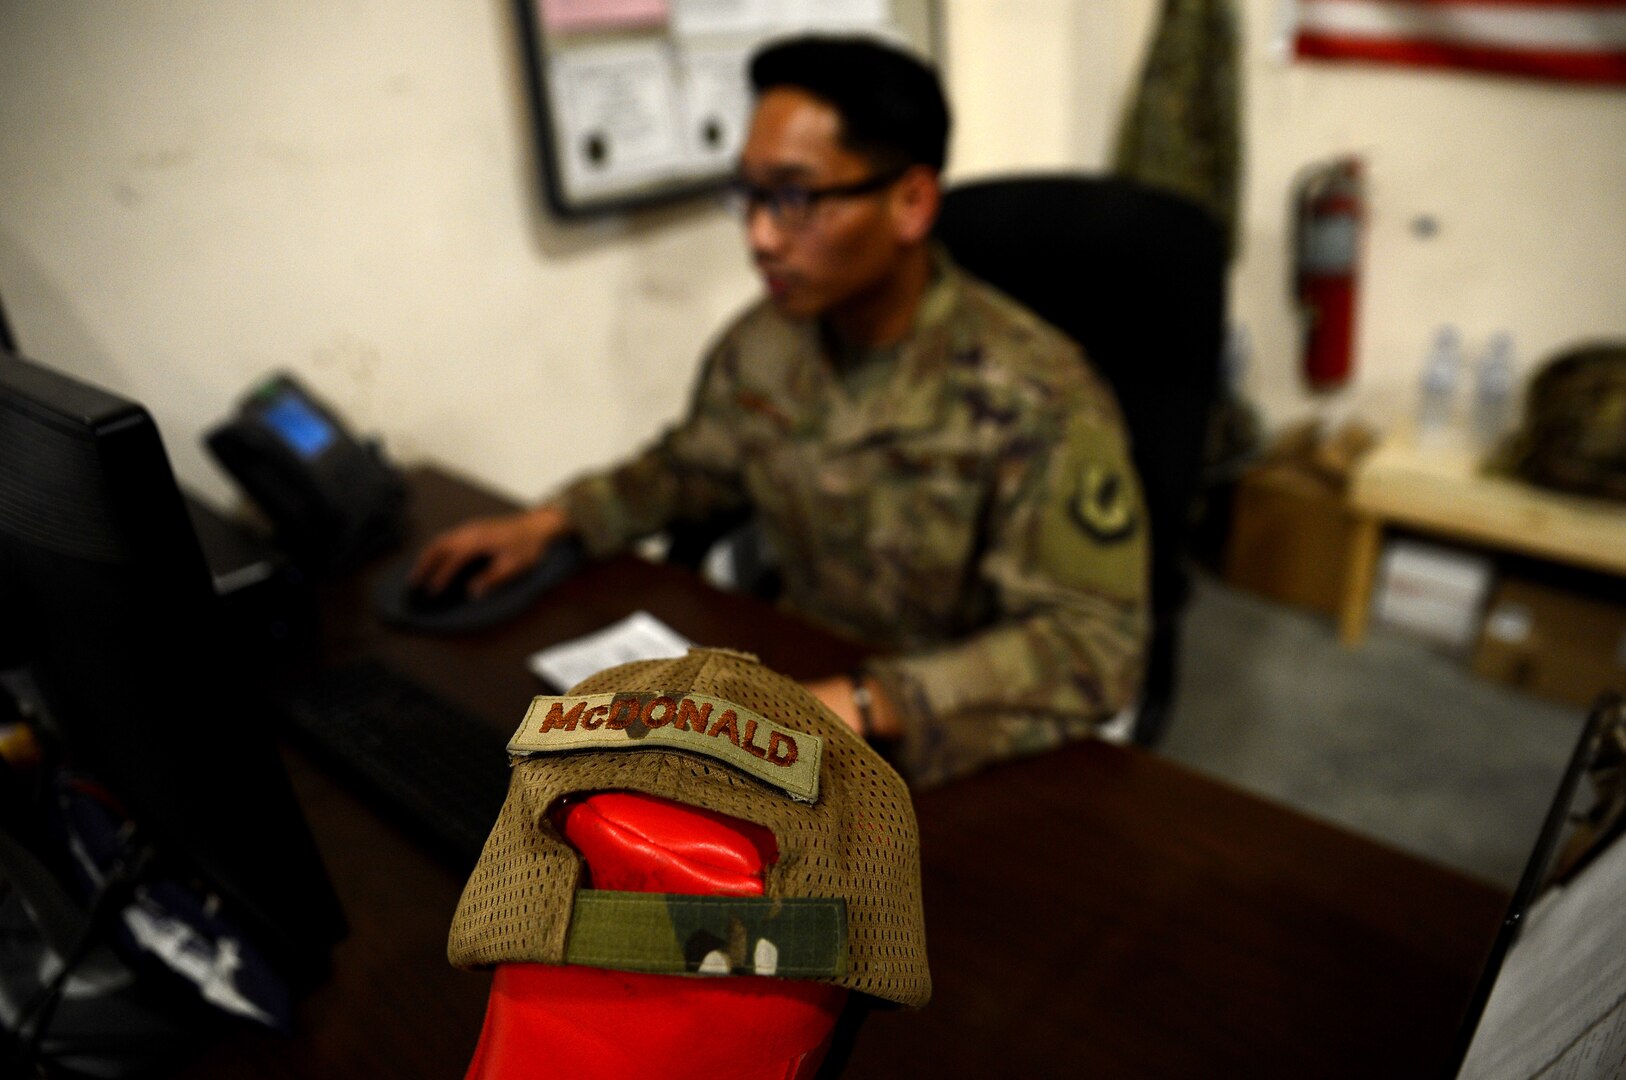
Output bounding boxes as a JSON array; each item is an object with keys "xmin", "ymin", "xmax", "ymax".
[{"xmin": 410, "ymin": 504, "xmax": 574, "ymax": 599}]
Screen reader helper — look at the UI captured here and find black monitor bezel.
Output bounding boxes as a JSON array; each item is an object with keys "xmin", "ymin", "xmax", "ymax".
[{"xmin": 0, "ymin": 350, "xmax": 346, "ymax": 991}]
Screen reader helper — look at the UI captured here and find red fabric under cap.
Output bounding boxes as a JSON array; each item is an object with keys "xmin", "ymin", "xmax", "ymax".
[{"xmin": 463, "ymin": 792, "xmax": 845, "ymax": 1080}]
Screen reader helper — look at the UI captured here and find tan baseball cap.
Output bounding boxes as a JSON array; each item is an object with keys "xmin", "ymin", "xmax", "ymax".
[{"xmin": 447, "ymin": 647, "xmax": 930, "ymax": 1008}]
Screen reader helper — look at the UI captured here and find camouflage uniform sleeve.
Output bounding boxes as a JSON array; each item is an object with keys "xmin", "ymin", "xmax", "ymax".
[
  {"xmin": 865, "ymin": 398, "xmax": 1150, "ymax": 789},
  {"xmin": 552, "ymin": 334, "xmax": 752, "ymax": 558}
]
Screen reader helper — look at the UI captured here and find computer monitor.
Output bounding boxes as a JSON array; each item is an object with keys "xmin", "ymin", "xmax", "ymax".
[{"xmin": 0, "ymin": 350, "xmax": 346, "ymax": 987}]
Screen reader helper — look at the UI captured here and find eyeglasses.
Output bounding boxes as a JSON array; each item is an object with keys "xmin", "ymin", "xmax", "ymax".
[{"xmin": 726, "ymin": 168, "xmax": 906, "ymax": 230}]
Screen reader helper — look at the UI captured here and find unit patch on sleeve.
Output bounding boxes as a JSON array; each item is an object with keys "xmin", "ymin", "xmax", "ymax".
[
  {"xmin": 1033, "ymin": 419, "xmax": 1148, "ymax": 599},
  {"xmin": 1071, "ymin": 461, "xmax": 1137, "ymax": 542}
]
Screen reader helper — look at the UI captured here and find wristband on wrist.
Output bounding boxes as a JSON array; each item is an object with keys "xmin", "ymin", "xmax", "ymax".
[{"xmin": 849, "ymin": 671, "xmax": 874, "ymax": 738}]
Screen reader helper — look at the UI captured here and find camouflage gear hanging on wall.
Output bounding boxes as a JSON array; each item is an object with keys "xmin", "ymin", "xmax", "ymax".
[
  {"xmin": 557, "ymin": 253, "xmax": 1149, "ymax": 788},
  {"xmin": 1114, "ymin": 0, "xmax": 1243, "ymax": 256}
]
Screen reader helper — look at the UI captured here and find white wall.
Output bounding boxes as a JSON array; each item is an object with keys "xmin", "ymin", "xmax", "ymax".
[
  {"xmin": 0, "ymin": 2, "xmax": 756, "ymax": 508},
  {"xmin": 3, "ymin": 1, "xmax": 1625, "ymax": 512},
  {"xmin": 946, "ymin": 1, "xmax": 1152, "ymax": 177}
]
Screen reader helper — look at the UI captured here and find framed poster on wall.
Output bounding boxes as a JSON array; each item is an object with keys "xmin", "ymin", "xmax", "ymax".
[{"xmin": 514, "ymin": 0, "xmax": 940, "ymax": 218}]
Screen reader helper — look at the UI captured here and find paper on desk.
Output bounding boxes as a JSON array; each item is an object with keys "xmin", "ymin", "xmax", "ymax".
[{"xmin": 528, "ymin": 611, "xmax": 694, "ymax": 690}]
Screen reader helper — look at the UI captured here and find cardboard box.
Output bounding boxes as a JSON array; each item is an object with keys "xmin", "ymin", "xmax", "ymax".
[
  {"xmin": 1372, "ymin": 539, "xmax": 1493, "ymax": 651},
  {"xmin": 1223, "ymin": 462, "xmax": 1359, "ymax": 615},
  {"xmin": 1473, "ymin": 577, "xmax": 1626, "ymax": 708}
]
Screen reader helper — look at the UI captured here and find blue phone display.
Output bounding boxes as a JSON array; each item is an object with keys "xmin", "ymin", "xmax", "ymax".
[{"xmin": 263, "ymin": 392, "xmax": 337, "ymax": 459}]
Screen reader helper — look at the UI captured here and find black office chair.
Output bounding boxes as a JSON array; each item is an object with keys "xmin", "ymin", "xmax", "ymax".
[
  {"xmin": 935, "ymin": 174, "xmax": 1228, "ymax": 746},
  {"xmin": 1, "ymin": 291, "xmax": 17, "ymax": 354}
]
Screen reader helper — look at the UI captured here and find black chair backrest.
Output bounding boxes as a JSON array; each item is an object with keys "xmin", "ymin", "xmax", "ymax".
[
  {"xmin": 0, "ymin": 292, "xmax": 15, "ymax": 354},
  {"xmin": 936, "ymin": 174, "xmax": 1227, "ymax": 628}
]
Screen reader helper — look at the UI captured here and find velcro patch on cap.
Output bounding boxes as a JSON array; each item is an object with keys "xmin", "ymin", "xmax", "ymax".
[
  {"xmin": 564, "ymin": 892, "xmax": 847, "ymax": 979},
  {"xmin": 509, "ymin": 693, "xmax": 823, "ymax": 802}
]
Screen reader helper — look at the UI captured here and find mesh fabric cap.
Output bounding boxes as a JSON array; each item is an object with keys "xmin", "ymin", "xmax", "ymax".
[{"xmin": 448, "ymin": 648, "xmax": 930, "ymax": 1008}]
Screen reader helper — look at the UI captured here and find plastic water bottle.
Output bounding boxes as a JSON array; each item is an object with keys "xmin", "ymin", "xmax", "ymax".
[
  {"xmin": 1417, "ymin": 325, "xmax": 1461, "ymax": 449},
  {"xmin": 1472, "ymin": 331, "xmax": 1517, "ymax": 453}
]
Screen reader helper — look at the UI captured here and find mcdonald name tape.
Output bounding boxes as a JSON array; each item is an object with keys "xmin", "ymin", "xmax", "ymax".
[{"xmin": 509, "ymin": 693, "xmax": 824, "ymax": 802}]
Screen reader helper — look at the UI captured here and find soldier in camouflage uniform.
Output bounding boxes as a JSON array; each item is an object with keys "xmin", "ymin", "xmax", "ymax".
[{"xmin": 414, "ymin": 37, "xmax": 1148, "ymax": 788}]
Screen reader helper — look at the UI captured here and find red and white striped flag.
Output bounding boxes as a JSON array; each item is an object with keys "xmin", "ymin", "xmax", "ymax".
[{"xmin": 1294, "ymin": 0, "xmax": 1626, "ymax": 83}]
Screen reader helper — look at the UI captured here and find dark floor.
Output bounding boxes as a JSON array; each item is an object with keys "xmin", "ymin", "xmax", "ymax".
[{"xmin": 1154, "ymin": 573, "xmax": 1586, "ymax": 890}]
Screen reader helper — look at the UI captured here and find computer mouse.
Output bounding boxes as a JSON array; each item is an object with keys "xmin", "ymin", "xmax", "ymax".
[
  {"xmin": 405, "ymin": 554, "xmax": 490, "ymax": 616},
  {"xmin": 372, "ymin": 537, "xmax": 585, "ymax": 635}
]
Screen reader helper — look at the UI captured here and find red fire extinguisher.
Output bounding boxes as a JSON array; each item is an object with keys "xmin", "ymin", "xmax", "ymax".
[{"xmin": 1293, "ymin": 157, "xmax": 1364, "ymax": 391}]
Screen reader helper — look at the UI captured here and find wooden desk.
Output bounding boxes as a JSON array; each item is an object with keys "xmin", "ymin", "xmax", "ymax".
[
  {"xmin": 183, "ymin": 466, "xmax": 1508, "ymax": 1078},
  {"xmin": 1339, "ymin": 436, "xmax": 1626, "ymax": 645},
  {"xmin": 854, "ymin": 744, "xmax": 1504, "ymax": 1079}
]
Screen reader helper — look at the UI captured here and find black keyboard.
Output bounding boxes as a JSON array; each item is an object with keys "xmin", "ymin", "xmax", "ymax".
[{"xmin": 274, "ymin": 659, "xmax": 513, "ymax": 870}]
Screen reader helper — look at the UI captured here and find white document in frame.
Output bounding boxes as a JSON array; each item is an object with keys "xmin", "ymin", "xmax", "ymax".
[
  {"xmin": 677, "ymin": 44, "xmax": 754, "ymax": 170},
  {"xmin": 528, "ymin": 611, "xmax": 695, "ymax": 691},
  {"xmin": 671, "ymin": 0, "xmax": 774, "ymax": 38},
  {"xmin": 777, "ymin": 0, "xmax": 889, "ymax": 32},
  {"xmin": 548, "ymin": 42, "xmax": 686, "ymax": 199}
]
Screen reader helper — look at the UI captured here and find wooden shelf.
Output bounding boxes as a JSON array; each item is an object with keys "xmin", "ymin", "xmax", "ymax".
[{"xmin": 1340, "ymin": 435, "xmax": 1626, "ymax": 645}]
